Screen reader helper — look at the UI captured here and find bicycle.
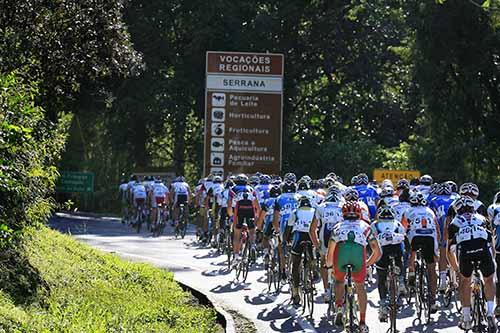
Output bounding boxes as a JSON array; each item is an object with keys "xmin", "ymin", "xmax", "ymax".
[
  {"xmin": 411, "ymin": 248, "xmax": 431, "ymax": 323},
  {"xmin": 343, "ymin": 264, "xmax": 359, "ymax": 333},
  {"xmin": 134, "ymin": 203, "xmax": 147, "ymax": 233},
  {"xmin": 471, "ymin": 261, "xmax": 487, "ymax": 332},
  {"xmin": 386, "ymin": 256, "xmax": 401, "ymax": 333},
  {"xmin": 152, "ymin": 202, "xmax": 168, "ymax": 237},
  {"xmin": 266, "ymin": 232, "xmax": 281, "ymax": 293},
  {"xmin": 235, "ymin": 223, "xmax": 251, "ymax": 282},
  {"xmin": 299, "ymin": 241, "xmax": 315, "ymax": 317},
  {"xmin": 175, "ymin": 204, "xmax": 187, "ymax": 239},
  {"xmin": 442, "ymin": 267, "xmax": 460, "ymax": 311}
]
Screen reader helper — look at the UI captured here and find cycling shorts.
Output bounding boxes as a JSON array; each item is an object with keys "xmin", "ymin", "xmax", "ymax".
[
  {"xmin": 175, "ymin": 194, "xmax": 188, "ymax": 206},
  {"xmin": 376, "ymin": 244, "xmax": 404, "ymax": 270},
  {"xmin": 134, "ymin": 198, "xmax": 145, "ymax": 207},
  {"xmin": 333, "ymin": 241, "xmax": 367, "ymax": 284},
  {"xmin": 151, "ymin": 196, "xmax": 166, "ymax": 208},
  {"xmin": 410, "ymin": 236, "xmax": 436, "ymax": 264},
  {"xmin": 263, "ymin": 216, "xmax": 274, "ymax": 237},
  {"xmin": 235, "ymin": 216, "xmax": 255, "ymax": 230},
  {"xmin": 291, "ymin": 231, "xmax": 313, "ymax": 256},
  {"xmin": 457, "ymin": 238, "xmax": 495, "ymax": 278}
]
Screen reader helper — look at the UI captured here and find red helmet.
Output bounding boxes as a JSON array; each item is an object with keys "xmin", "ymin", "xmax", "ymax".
[{"xmin": 342, "ymin": 201, "xmax": 362, "ymax": 219}]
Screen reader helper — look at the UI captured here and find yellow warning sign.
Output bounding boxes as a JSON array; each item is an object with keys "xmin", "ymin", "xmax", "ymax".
[{"xmin": 373, "ymin": 169, "xmax": 421, "ymax": 183}]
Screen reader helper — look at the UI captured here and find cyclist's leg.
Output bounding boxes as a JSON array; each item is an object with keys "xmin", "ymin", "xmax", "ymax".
[
  {"xmin": 438, "ymin": 219, "xmax": 449, "ymax": 291},
  {"xmin": 332, "ymin": 245, "xmax": 346, "ymax": 309},
  {"xmin": 422, "ymin": 237, "xmax": 438, "ymax": 303},
  {"xmin": 290, "ymin": 231, "xmax": 305, "ymax": 303},
  {"xmin": 479, "ymin": 244, "xmax": 496, "ymax": 317},
  {"xmin": 232, "ymin": 214, "xmax": 242, "ymax": 255}
]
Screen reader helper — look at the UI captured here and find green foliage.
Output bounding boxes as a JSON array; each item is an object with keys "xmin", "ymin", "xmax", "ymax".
[
  {"xmin": 0, "ymin": 227, "xmax": 219, "ymax": 333},
  {"xmin": 0, "ymin": 71, "xmax": 70, "ymax": 232}
]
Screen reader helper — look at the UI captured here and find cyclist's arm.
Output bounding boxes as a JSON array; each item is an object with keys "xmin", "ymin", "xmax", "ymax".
[
  {"xmin": 256, "ymin": 209, "xmax": 266, "ymax": 230},
  {"xmin": 446, "ymin": 224, "xmax": 459, "ymax": 272},
  {"xmin": 366, "ymin": 237, "xmax": 381, "ymax": 267},
  {"xmin": 272, "ymin": 210, "xmax": 280, "ymax": 235},
  {"xmin": 309, "ymin": 217, "xmax": 320, "ymax": 249}
]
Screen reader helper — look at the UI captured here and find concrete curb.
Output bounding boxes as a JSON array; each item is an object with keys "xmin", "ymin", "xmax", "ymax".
[{"xmin": 176, "ymin": 280, "xmax": 236, "ymax": 333}]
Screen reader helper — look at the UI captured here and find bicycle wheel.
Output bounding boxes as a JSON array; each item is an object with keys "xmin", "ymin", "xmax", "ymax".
[
  {"xmin": 272, "ymin": 248, "xmax": 281, "ymax": 293},
  {"xmin": 242, "ymin": 240, "xmax": 250, "ymax": 282},
  {"xmin": 389, "ymin": 272, "xmax": 397, "ymax": 332},
  {"xmin": 226, "ymin": 231, "xmax": 232, "ymax": 270},
  {"xmin": 307, "ymin": 256, "xmax": 315, "ymax": 317},
  {"xmin": 266, "ymin": 253, "xmax": 273, "ymax": 291}
]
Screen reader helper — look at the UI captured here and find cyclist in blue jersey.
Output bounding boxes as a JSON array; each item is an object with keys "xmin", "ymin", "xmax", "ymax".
[
  {"xmin": 428, "ymin": 182, "xmax": 456, "ymax": 292},
  {"xmin": 352, "ymin": 173, "xmax": 380, "ymax": 220},
  {"xmin": 256, "ymin": 185, "xmax": 281, "ymax": 269},
  {"xmin": 272, "ymin": 179, "xmax": 300, "ymax": 280},
  {"xmin": 255, "ymin": 174, "xmax": 272, "ymax": 207}
]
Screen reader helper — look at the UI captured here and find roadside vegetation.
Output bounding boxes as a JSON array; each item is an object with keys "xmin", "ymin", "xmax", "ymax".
[{"xmin": 0, "ymin": 227, "xmax": 220, "ymax": 333}]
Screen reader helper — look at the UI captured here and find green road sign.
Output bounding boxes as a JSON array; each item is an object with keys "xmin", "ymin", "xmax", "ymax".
[{"xmin": 56, "ymin": 171, "xmax": 94, "ymax": 193}]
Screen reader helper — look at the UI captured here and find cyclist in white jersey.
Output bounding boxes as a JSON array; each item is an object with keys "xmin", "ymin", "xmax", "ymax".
[
  {"xmin": 170, "ymin": 176, "xmax": 190, "ymax": 225},
  {"xmin": 118, "ymin": 179, "xmax": 129, "ymax": 223},
  {"xmin": 487, "ymin": 191, "xmax": 500, "ymax": 316},
  {"xmin": 150, "ymin": 178, "xmax": 169, "ymax": 225},
  {"xmin": 316, "ymin": 186, "xmax": 344, "ymax": 302}
]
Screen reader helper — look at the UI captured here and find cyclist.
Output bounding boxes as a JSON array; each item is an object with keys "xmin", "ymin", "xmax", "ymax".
[
  {"xmin": 487, "ymin": 191, "xmax": 500, "ymax": 316},
  {"xmin": 206, "ymin": 176, "xmax": 224, "ymax": 243},
  {"xmin": 216, "ymin": 179, "xmax": 235, "ymax": 238},
  {"xmin": 288, "ymin": 195, "xmax": 320, "ymax": 306},
  {"xmin": 327, "ymin": 200, "xmax": 381, "ymax": 332},
  {"xmin": 150, "ymin": 177, "xmax": 169, "ymax": 227},
  {"xmin": 316, "ymin": 185, "xmax": 344, "ymax": 302},
  {"xmin": 272, "ymin": 177, "xmax": 300, "ymax": 280},
  {"xmin": 402, "ymin": 191, "xmax": 440, "ymax": 314},
  {"xmin": 428, "ymin": 182, "xmax": 456, "ymax": 292},
  {"xmin": 447, "ymin": 195, "xmax": 496, "ymax": 331},
  {"xmin": 379, "ymin": 185, "xmax": 398, "ymax": 207},
  {"xmin": 393, "ymin": 181, "xmax": 411, "ymax": 223},
  {"xmin": 118, "ymin": 178, "xmax": 129, "ymax": 223},
  {"xmin": 194, "ymin": 178, "xmax": 207, "ymax": 239},
  {"xmin": 352, "ymin": 173, "xmax": 379, "ymax": 221},
  {"xmin": 131, "ymin": 178, "xmax": 147, "ymax": 223},
  {"xmin": 371, "ymin": 205, "xmax": 406, "ymax": 322},
  {"xmin": 395, "ymin": 178, "xmax": 410, "ymax": 197},
  {"xmin": 344, "ymin": 188, "xmax": 370, "ymax": 223},
  {"xmin": 170, "ymin": 176, "xmax": 191, "ymax": 227},
  {"xmin": 256, "ymin": 174, "xmax": 272, "ymax": 206},
  {"xmin": 416, "ymin": 174, "xmax": 433, "ymax": 198},
  {"xmin": 228, "ymin": 174, "xmax": 260, "ymax": 266},
  {"xmin": 256, "ymin": 185, "xmax": 281, "ymax": 269}
]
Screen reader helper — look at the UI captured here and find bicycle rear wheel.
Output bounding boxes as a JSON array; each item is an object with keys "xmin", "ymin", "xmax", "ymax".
[
  {"xmin": 389, "ymin": 273, "xmax": 397, "ymax": 332},
  {"xmin": 272, "ymin": 249, "xmax": 281, "ymax": 293},
  {"xmin": 242, "ymin": 240, "xmax": 250, "ymax": 282},
  {"xmin": 226, "ymin": 231, "xmax": 232, "ymax": 270}
]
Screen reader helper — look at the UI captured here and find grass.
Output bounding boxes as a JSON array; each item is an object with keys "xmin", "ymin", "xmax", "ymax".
[{"xmin": 0, "ymin": 227, "xmax": 220, "ymax": 333}]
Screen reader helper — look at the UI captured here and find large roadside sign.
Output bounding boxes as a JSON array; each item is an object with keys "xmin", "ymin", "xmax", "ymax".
[
  {"xmin": 56, "ymin": 171, "xmax": 94, "ymax": 193},
  {"xmin": 204, "ymin": 51, "xmax": 284, "ymax": 177},
  {"xmin": 373, "ymin": 168, "xmax": 421, "ymax": 183}
]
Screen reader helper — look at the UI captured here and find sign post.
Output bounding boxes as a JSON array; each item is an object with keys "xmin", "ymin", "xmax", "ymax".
[
  {"xmin": 204, "ymin": 51, "xmax": 284, "ymax": 177},
  {"xmin": 372, "ymin": 169, "xmax": 421, "ymax": 183},
  {"xmin": 56, "ymin": 171, "xmax": 94, "ymax": 193}
]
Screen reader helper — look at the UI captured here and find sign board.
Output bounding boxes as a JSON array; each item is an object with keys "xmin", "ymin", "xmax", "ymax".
[
  {"xmin": 373, "ymin": 169, "xmax": 421, "ymax": 183},
  {"xmin": 204, "ymin": 51, "xmax": 284, "ymax": 177},
  {"xmin": 56, "ymin": 171, "xmax": 94, "ymax": 193}
]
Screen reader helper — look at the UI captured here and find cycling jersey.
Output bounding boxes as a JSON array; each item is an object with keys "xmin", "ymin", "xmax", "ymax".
[
  {"xmin": 171, "ymin": 181, "xmax": 190, "ymax": 201},
  {"xmin": 289, "ymin": 206, "xmax": 316, "ymax": 233},
  {"xmin": 151, "ymin": 182, "xmax": 169, "ymax": 207},
  {"xmin": 316, "ymin": 201, "xmax": 343, "ymax": 254},
  {"xmin": 402, "ymin": 206, "xmax": 439, "ymax": 241},
  {"xmin": 230, "ymin": 185, "xmax": 258, "ymax": 229},
  {"xmin": 332, "ymin": 219, "xmax": 373, "ymax": 247},
  {"xmin": 255, "ymin": 184, "xmax": 272, "ymax": 205},
  {"xmin": 352, "ymin": 184, "xmax": 379, "ymax": 219},
  {"xmin": 132, "ymin": 183, "xmax": 147, "ymax": 206},
  {"xmin": 371, "ymin": 219, "xmax": 406, "ymax": 247},
  {"xmin": 488, "ymin": 203, "xmax": 500, "ymax": 251},
  {"xmin": 119, "ymin": 182, "xmax": 128, "ymax": 202},
  {"xmin": 428, "ymin": 194, "xmax": 455, "ymax": 247},
  {"xmin": 273, "ymin": 193, "xmax": 300, "ymax": 232},
  {"xmin": 261, "ymin": 197, "xmax": 277, "ymax": 236},
  {"xmin": 380, "ymin": 196, "xmax": 399, "ymax": 207},
  {"xmin": 393, "ymin": 201, "xmax": 410, "ymax": 223},
  {"xmin": 208, "ymin": 183, "xmax": 224, "ymax": 206},
  {"xmin": 449, "ymin": 213, "xmax": 491, "ymax": 245}
]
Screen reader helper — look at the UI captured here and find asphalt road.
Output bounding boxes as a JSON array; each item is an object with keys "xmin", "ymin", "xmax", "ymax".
[{"xmin": 50, "ymin": 213, "xmax": 464, "ymax": 333}]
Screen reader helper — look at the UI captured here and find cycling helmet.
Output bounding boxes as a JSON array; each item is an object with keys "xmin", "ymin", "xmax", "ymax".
[
  {"xmin": 300, "ymin": 175, "xmax": 312, "ymax": 184},
  {"xmin": 326, "ymin": 186, "xmax": 342, "ymax": 202},
  {"xmin": 409, "ymin": 191, "xmax": 427, "ymax": 206},
  {"xmin": 206, "ymin": 174, "xmax": 214, "ymax": 181},
  {"xmin": 380, "ymin": 186, "xmax": 394, "ymax": 198},
  {"xmin": 493, "ymin": 191, "xmax": 500, "ymax": 204},
  {"xmin": 397, "ymin": 179, "xmax": 410, "ymax": 190},
  {"xmin": 356, "ymin": 173, "xmax": 369, "ymax": 185},
  {"xmin": 382, "ymin": 179, "xmax": 394, "ymax": 189},
  {"xmin": 326, "ymin": 172, "xmax": 337, "ymax": 180},
  {"xmin": 249, "ymin": 175, "xmax": 260, "ymax": 186},
  {"xmin": 297, "ymin": 180, "xmax": 310, "ymax": 191},
  {"xmin": 429, "ymin": 183, "xmax": 439, "ymax": 195},
  {"xmin": 342, "ymin": 201, "xmax": 362, "ymax": 220},
  {"xmin": 419, "ymin": 174, "xmax": 433, "ymax": 186},
  {"xmin": 459, "ymin": 182, "xmax": 479, "ymax": 197},
  {"xmin": 271, "ymin": 177, "xmax": 282, "ymax": 186},
  {"xmin": 235, "ymin": 174, "xmax": 248, "ymax": 185},
  {"xmin": 324, "ymin": 177, "xmax": 336, "ymax": 188},
  {"xmin": 438, "ymin": 182, "xmax": 452, "ymax": 195},
  {"xmin": 260, "ymin": 174, "xmax": 271, "ymax": 185},
  {"xmin": 317, "ymin": 179, "xmax": 326, "ymax": 189},
  {"xmin": 311, "ymin": 180, "xmax": 320, "ymax": 190},
  {"xmin": 284, "ymin": 172, "xmax": 297, "ymax": 183},
  {"xmin": 213, "ymin": 176, "xmax": 223, "ymax": 183},
  {"xmin": 351, "ymin": 175, "xmax": 359, "ymax": 185},
  {"xmin": 178, "ymin": 176, "xmax": 186, "ymax": 183},
  {"xmin": 298, "ymin": 195, "xmax": 312, "ymax": 208},
  {"xmin": 224, "ymin": 179, "xmax": 235, "ymax": 189},
  {"xmin": 130, "ymin": 175, "xmax": 138, "ymax": 181},
  {"xmin": 446, "ymin": 180, "xmax": 458, "ymax": 193},
  {"xmin": 344, "ymin": 188, "xmax": 359, "ymax": 201},
  {"xmin": 281, "ymin": 182, "xmax": 297, "ymax": 193},
  {"xmin": 453, "ymin": 195, "xmax": 475, "ymax": 213},
  {"xmin": 377, "ymin": 205, "xmax": 395, "ymax": 220},
  {"xmin": 269, "ymin": 185, "xmax": 281, "ymax": 198}
]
